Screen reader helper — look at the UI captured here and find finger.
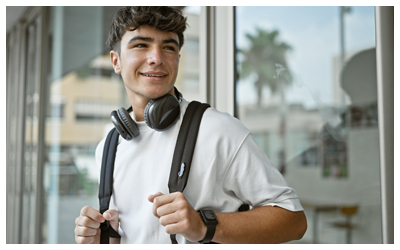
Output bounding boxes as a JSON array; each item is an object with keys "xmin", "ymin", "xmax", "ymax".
[
  {"xmin": 103, "ymin": 209, "xmax": 119, "ymax": 232},
  {"xmin": 103, "ymin": 209, "xmax": 119, "ymax": 222},
  {"xmin": 75, "ymin": 235, "xmax": 96, "ymax": 244},
  {"xmin": 80, "ymin": 206, "xmax": 105, "ymax": 223},
  {"xmin": 156, "ymin": 200, "xmax": 179, "ymax": 217},
  {"xmin": 159, "ymin": 212, "xmax": 180, "ymax": 227},
  {"xmin": 75, "ymin": 215, "xmax": 101, "ymax": 229},
  {"xmin": 148, "ymin": 192, "xmax": 164, "ymax": 203},
  {"xmin": 75, "ymin": 225, "xmax": 98, "ymax": 237},
  {"xmin": 151, "ymin": 194, "xmax": 175, "ymax": 218},
  {"xmin": 152, "ymin": 193, "xmax": 186, "ymax": 218},
  {"xmin": 92, "ymin": 228, "xmax": 101, "ymax": 244},
  {"xmin": 150, "ymin": 192, "xmax": 168, "ymax": 218},
  {"xmin": 153, "ymin": 193, "xmax": 177, "ymax": 206},
  {"xmin": 164, "ymin": 222, "xmax": 181, "ymax": 235}
]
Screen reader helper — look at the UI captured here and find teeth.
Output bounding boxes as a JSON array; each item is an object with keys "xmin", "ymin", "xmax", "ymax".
[{"xmin": 142, "ymin": 73, "xmax": 165, "ymax": 77}]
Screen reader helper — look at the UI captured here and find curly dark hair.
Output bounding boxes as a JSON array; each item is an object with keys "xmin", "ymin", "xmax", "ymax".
[{"xmin": 106, "ymin": 6, "xmax": 188, "ymax": 54}]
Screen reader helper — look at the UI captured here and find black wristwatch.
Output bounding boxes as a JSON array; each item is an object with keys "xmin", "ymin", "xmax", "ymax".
[{"xmin": 198, "ymin": 210, "xmax": 218, "ymax": 243}]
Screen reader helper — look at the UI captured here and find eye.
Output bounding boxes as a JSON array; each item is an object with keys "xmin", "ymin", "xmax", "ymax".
[
  {"xmin": 135, "ymin": 43, "xmax": 147, "ymax": 48},
  {"xmin": 164, "ymin": 45, "xmax": 176, "ymax": 51}
]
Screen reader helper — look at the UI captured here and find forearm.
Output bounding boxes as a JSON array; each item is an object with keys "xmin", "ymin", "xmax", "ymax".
[{"xmin": 212, "ymin": 206, "xmax": 307, "ymax": 244}]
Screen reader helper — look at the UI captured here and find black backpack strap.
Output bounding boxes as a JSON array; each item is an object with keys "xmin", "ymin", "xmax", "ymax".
[
  {"xmin": 168, "ymin": 101, "xmax": 210, "ymax": 243},
  {"xmin": 98, "ymin": 128, "xmax": 121, "ymax": 244}
]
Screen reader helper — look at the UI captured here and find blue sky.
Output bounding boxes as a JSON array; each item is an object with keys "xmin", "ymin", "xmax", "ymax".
[{"xmin": 235, "ymin": 6, "xmax": 376, "ymax": 109}]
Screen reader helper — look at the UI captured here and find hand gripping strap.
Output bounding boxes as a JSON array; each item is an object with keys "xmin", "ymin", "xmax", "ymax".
[
  {"xmin": 168, "ymin": 101, "xmax": 210, "ymax": 243},
  {"xmin": 99, "ymin": 128, "xmax": 120, "ymax": 244}
]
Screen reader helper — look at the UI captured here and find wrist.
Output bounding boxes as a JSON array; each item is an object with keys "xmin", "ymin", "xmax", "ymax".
[{"xmin": 198, "ymin": 210, "xmax": 218, "ymax": 243}]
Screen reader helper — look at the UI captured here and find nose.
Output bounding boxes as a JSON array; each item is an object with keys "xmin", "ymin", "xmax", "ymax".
[{"xmin": 147, "ymin": 47, "xmax": 164, "ymax": 65}]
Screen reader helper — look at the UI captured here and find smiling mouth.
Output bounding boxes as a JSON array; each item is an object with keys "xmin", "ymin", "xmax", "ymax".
[{"xmin": 140, "ymin": 73, "xmax": 166, "ymax": 78}]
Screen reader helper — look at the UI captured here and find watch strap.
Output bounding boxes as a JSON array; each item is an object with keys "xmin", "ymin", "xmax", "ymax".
[
  {"xmin": 199, "ymin": 225, "xmax": 216, "ymax": 243},
  {"xmin": 198, "ymin": 210, "xmax": 218, "ymax": 244}
]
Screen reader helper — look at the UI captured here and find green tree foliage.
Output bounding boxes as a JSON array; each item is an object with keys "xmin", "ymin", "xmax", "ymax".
[{"xmin": 239, "ymin": 28, "xmax": 293, "ymax": 106}]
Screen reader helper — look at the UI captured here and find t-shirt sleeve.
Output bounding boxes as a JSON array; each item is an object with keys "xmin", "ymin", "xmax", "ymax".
[{"xmin": 222, "ymin": 132, "xmax": 304, "ymax": 212}]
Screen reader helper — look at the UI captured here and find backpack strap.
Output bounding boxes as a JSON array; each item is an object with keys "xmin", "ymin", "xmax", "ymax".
[
  {"xmin": 98, "ymin": 127, "xmax": 121, "ymax": 244},
  {"xmin": 168, "ymin": 101, "xmax": 210, "ymax": 243}
]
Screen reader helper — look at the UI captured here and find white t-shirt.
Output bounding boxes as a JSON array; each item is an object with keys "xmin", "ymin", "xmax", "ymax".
[{"xmin": 95, "ymin": 98, "xmax": 303, "ymax": 244}]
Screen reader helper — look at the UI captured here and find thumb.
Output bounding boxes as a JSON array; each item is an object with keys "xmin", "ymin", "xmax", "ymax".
[{"xmin": 103, "ymin": 209, "xmax": 119, "ymax": 232}]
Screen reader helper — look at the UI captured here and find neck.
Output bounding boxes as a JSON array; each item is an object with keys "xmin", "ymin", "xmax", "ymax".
[{"xmin": 129, "ymin": 97, "xmax": 148, "ymax": 122}]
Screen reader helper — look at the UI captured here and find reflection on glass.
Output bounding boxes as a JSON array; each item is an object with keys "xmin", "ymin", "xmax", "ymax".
[
  {"xmin": 42, "ymin": 6, "xmax": 201, "ymax": 243},
  {"xmin": 177, "ymin": 6, "xmax": 202, "ymax": 102},
  {"xmin": 235, "ymin": 6, "xmax": 380, "ymax": 243},
  {"xmin": 43, "ymin": 6, "xmax": 126, "ymax": 243},
  {"xmin": 22, "ymin": 16, "xmax": 41, "ymax": 244}
]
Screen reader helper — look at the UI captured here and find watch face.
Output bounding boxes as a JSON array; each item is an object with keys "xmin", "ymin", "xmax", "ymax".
[{"xmin": 204, "ymin": 211, "xmax": 216, "ymax": 220}]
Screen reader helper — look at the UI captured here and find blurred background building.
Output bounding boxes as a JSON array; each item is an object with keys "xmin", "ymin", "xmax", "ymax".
[{"xmin": 6, "ymin": 6, "xmax": 393, "ymax": 244}]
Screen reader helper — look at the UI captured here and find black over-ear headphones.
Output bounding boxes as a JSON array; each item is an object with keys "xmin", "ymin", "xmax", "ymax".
[{"xmin": 110, "ymin": 88, "xmax": 183, "ymax": 141}]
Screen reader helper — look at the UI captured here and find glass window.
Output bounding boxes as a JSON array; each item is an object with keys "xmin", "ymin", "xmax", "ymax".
[
  {"xmin": 21, "ymin": 15, "xmax": 42, "ymax": 244},
  {"xmin": 43, "ymin": 6, "xmax": 125, "ymax": 243},
  {"xmin": 177, "ymin": 6, "xmax": 202, "ymax": 102},
  {"xmin": 235, "ymin": 6, "xmax": 380, "ymax": 243}
]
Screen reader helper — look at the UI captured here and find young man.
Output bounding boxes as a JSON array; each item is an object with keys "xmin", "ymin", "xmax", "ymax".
[{"xmin": 74, "ymin": 6, "xmax": 307, "ymax": 244}]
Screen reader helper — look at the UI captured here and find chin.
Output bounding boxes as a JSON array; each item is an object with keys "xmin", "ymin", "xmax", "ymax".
[{"xmin": 145, "ymin": 86, "xmax": 174, "ymax": 99}]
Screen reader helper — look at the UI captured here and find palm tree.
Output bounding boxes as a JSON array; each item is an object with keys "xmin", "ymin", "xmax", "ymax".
[{"xmin": 238, "ymin": 28, "xmax": 293, "ymax": 106}]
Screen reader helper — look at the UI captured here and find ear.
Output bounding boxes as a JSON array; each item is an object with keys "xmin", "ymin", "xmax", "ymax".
[{"xmin": 110, "ymin": 50, "xmax": 121, "ymax": 74}]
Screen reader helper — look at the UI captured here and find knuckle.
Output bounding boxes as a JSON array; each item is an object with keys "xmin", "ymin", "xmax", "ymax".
[
  {"xmin": 81, "ymin": 227, "xmax": 89, "ymax": 236},
  {"xmin": 76, "ymin": 236, "xmax": 87, "ymax": 244},
  {"xmin": 84, "ymin": 236, "xmax": 94, "ymax": 244},
  {"xmin": 75, "ymin": 216, "xmax": 80, "ymax": 225},
  {"xmin": 177, "ymin": 200, "xmax": 188, "ymax": 210},
  {"xmin": 165, "ymin": 225, "xmax": 173, "ymax": 234},
  {"xmin": 82, "ymin": 216, "xmax": 92, "ymax": 226},
  {"xmin": 81, "ymin": 205, "xmax": 90, "ymax": 215},
  {"xmin": 156, "ymin": 207, "xmax": 162, "ymax": 217},
  {"xmin": 153, "ymin": 197, "xmax": 159, "ymax": 205},
  {"xmin": 180, "ymin": 208, "xmax": 189, "ymax": 218},
  {"xmin": 75, "ymin": 236, "xmax": 81, "ymax": 244},
  {"xmin": 159, "ymin": 217, "xmax": 165, "ymax": 226}
]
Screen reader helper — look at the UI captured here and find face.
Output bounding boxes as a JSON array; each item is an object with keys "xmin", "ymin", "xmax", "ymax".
[{"xmin": 110, "ymin": 25, "xmax": 180, "ymax": 105}]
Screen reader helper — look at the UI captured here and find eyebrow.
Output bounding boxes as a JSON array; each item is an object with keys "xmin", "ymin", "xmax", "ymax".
[
  {"xmin": 162, "ymin": 38, "xmax": 179, "ymax": 48},
  {"xmin": 128, "ymin": 36, "xmax": 179, "ymax": 48}
]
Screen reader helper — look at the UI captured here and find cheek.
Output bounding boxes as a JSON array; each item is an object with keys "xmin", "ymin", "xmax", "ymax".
[
  {"xmin": 170, "ymin": 57, "xmax": 180, "ymax": 74},
  {"xmin": 120, "ymin": 56, "xmax": 141, "ymax": 76}
]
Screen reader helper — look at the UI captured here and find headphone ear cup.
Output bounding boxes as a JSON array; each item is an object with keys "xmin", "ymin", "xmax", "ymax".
[
  {"xmin": 144, "ymin": 94, "xmax": 180, "ymax": 131},
  {"xmin": 117, "ymin": 108, "xmax": 140, "ymax": 139},
  {"xmin": 144, "ymin": 99, "xmax": 155, "ymax": 129},
  {"xmin": 111, "ymin": 110, "xmax": 132, "ymax": 140}
]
